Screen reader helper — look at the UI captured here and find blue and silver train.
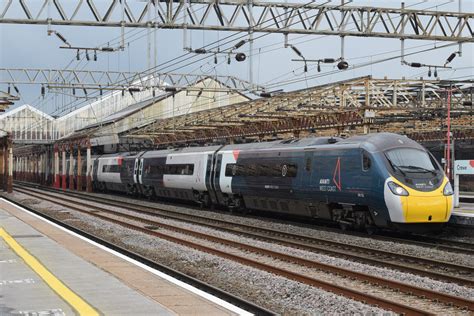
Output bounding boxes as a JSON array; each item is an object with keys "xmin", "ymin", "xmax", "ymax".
[{"xmin": 90, "ymin": 133, "xmax": 453, "ymax": 233}]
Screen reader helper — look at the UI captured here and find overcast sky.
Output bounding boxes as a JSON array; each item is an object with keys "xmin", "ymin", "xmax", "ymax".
[{"xmin": 1, "ymin": 0, "xmax": 472, "ymax": 116}]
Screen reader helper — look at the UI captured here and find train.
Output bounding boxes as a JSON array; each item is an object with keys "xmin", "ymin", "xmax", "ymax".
[{"xmin": 73, "ymin": 133, "xmax": 454, "ymax": 233}]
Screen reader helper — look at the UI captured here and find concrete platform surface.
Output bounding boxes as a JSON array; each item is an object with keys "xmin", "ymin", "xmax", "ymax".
[{"xmin": 0, "ymin": 199, "xmax": 240, "ymax": 316}]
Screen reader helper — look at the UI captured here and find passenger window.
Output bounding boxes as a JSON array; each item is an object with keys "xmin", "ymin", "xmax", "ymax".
[{"xmin": 362, "ymin": 151, "xmax": 371, "ymax": 171}]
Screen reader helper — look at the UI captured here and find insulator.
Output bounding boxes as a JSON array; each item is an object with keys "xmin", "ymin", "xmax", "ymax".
[
  {"xmin": 428, "ymin": 68, "xmax": 432, "ymax": 77},
  {"xmin": 227, "ymin": 55, "xmax": 231, "ymax": 64},
  {"xmin": 234, "ymin": 40, "xmax": 246, "ymax": 49},
  {"xmin": 434, "ymin": 68, "xmax": 438, "ymax": 77},
  {"xmin": 99, "ymin": 86, "xmax": 103, "ymax": 95},
  {"xmin": 7, "ymin": 85, "xmax": 10, "ymax": 94},
  {"xmin": 122, "ymin": 89, "xmax": 125, "ymax": 96},
  {"xmin": 13, "ymin": 86, "xmax": 19, "ymax": 93},
  {"xmin": 317, "ymin": 63, "xmax": 321, "ymax": 72},
  {"xmin": 55, "ymin": 32, "xmax": 68, "ymax": 45},
  {"xmin": 323, "ymin": 58, "xmax": 336, "ymax": 63},
  {"xmin": 214, "ymin": 54, "xmax": 218, "ymax": 64},
  {"xmin": 409, "ymin": 62, "xmax": 422, "ymax": 68},
  {"xmin": 304, "ymin": 64, "xmax": 308, "ymax": 73},
  {"xmin": 72, "ymin": 87, "xmax": 76, "ymax": 95},
  {"xmin": 291, "ymin": 46, "xmax": 303, "ymax": 58},
  {"xmin": 41, "ymin": 86, "xmax": 45, "ymax": 96},
  {"xmin": 235, "ymin": 53, "xmax": 246, "ymax": 62},
  {"xmin": 446, "ymin": 53, "xmax": 456, "ymax": 63},
  {"xmin": 86, "ymin": 50, "xmax": 90, "ymax": 61},
  {"xmin": 83, "ymin": 88, "xmax": 87, "ymax": 95},
  {"xmin": 164, "ymin": 87, "xmax": 177, "ymax": 92},
  {"xmin": 194, "ymin": 48, "xmax": 207, "ymax": 54},
  {"xmin": 76, "ymin": 50, "xmax": 80, "ymax": 61},
  {"xmin": 94, "ymin": 51, "xmax": 97, "ymax": 61}
]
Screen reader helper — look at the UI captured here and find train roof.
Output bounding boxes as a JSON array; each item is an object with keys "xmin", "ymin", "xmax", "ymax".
[
  {"xmin": 339, "ymin": 133, "xmax": 425, "ymax": 152},
  {"xmin": 103, "ymin": 133, "xmax": 425, "ymax": 157},
  {"xmin": 222, "ymin": 133, "xmax": 424, "ymax": 153},
  {"xmin": 141, "ymin": 145, "xmax": 223, "ymax": 158},
  {"xmin": 221, "ymin": 137, "xmax": 342, "ymax": 151},
  {"xmin": 97, "ymin": 152, "xmax": 134, "ymax": 158}
]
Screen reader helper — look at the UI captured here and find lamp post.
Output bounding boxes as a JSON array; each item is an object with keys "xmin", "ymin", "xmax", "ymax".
[
  {"xmin": 446, "ymin": 88, "xmax": 452, "ymax": 179},
  {"xmin": 441, "ymin": 86, "xmax": 457, "ymax": 181}
]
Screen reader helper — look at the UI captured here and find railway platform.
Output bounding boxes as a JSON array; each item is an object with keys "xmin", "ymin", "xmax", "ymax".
[
  {"xmin": 0, "ymin": 199, "xmax": 241, "ymax": 316},
  {"xmin": 450, "ymin": 202, "xmax": 474, "ymax": 227},
  {"xmin": 460, "ymin": 192, "xmax": 474, "ymax": 203}
]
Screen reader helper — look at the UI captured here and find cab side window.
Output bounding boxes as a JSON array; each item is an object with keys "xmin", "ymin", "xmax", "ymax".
[{"xmin": 362, "ymin": 151, "xmax": 371, "ymax": 171}]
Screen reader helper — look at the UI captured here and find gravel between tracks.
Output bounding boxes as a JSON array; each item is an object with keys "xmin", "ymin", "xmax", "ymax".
[
  {"xmin": 12, "ymin": 190, "xmax": 474, "ymax": 297},
  {"xmin": 97, "ymin": 207, "xmax": 471, "ymax": 314},
  {"xmin": 43, "ymin": 189, "xmax": 474, "ymax": 266},
  {"xmin": 7, "ymin": 192, "xmax": 394, "ymax": 315},
  {"xmin": 91, "ymin": 200, "xmax": 474, "ymax": 300}
]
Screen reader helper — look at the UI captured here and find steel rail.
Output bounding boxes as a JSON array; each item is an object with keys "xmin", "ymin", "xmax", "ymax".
[
  {"xmin": 15, "ymin": 183, "xmax": 474, "ymax": 287},
  {"xmin": 13, "ymin": 186, "xmax": 474, "ymax": 310},
  {"xmin": 13, "ymin": 188, "xmax": 460, "ymax": 315},
  {"xmin": 386, "ymin": 235, "xmax": 474, "ymax": 253},
  {"xmin": 16, "ymin": 182, "xmax": 473, "ymax": 254}
]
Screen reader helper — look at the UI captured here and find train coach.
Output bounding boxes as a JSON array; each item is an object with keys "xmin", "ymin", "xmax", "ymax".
[{"xmin": 90, "ymin": 133, "xmax": 453, "ymax": 233}]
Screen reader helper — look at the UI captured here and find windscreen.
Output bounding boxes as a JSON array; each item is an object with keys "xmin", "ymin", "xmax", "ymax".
[{"xmin": 385, "ymin": 148, "xmax": 438, "ymax": 172}]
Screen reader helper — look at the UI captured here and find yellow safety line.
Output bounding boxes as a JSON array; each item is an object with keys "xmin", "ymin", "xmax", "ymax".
[{"xmin": 0, "ymin": 227, "xmax": 99, "ymax": 316}]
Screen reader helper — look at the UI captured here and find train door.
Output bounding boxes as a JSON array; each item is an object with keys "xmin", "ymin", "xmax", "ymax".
[
  {"xmin": 138, "ymin": 157, "xmax": 144, "ymax": 185},
  {"xmin": 358, "ymin": 149, "xmax": 373, "ymax": 199},
  {"xmin": 302, "ymin": 150, "xmax": 319, "ymax": 189},
  {"xmin": 92, "ymin": 157, "xmax": 99, "ymax": 183},
  {"xmin": 133, "ymin": 158, "xmax": 139, "ymax": 184},
  {"xmin": 205, "ymin": 154, "xmax": 219, "ymax": 204},
  {"xmin": 211, "ymin": 153, "xmax": 223, "ymax": 205},
  {"xmin": 303, "ymin": 151, "xmax": 313, "ymax": 187}
]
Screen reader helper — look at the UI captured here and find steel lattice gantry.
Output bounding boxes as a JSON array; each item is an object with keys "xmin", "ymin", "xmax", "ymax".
[
  {"xmin": 0, "ymin": 68, "xmax": 264, "ymax": 93},
  {"xmin": 1, "ymin": 0, "xmax": 472, "ymax": 42},
  {"xmin": 123, "ymin": 76, "xmax": 474, "ymax": 145}
]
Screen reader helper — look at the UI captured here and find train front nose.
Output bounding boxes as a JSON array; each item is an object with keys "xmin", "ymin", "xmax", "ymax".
[
  {"xmin": 384, "ymin": 177, "xmax": 453, "ymax": 224},
  {"xmin": 405, "ymin": 192, "xmax": 452, "ymax": 223}
]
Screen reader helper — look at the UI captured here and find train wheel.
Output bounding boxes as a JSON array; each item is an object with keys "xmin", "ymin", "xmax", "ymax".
[
  {"xmin": 365, "ymin": 226, "xmax": 377, "ymax": 235},
  {"xmin": 339, "ymin": 222, "xmax": 349, "ymax": 231}
]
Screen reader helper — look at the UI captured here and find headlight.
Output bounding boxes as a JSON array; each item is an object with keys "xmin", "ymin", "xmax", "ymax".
[
  {"xmin": 443, "ymin": 181, "xmax": 454, "ymax": 196},
  {"xmin": 387, "ymin": 181, "xmax": 409, "ymax": 196}
]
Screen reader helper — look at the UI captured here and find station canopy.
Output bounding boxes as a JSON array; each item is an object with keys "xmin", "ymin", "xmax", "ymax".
[{"xmin": 119, "ymin": 76, "xmax": 473, "ymax": 146}]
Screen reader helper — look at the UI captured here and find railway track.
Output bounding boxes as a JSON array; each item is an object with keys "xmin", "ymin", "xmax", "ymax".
[
  {"xmin": 15, "ymin": 181, "xmax": 474, "ymax": 256},
  {"xmin": 15, "ymin": 183, "xmax": 474, "ymax": 287},
  {"xmin": 12, "ymin": 185, "xmax": 474, "ymax": 315},
  {"xmin": 372, "ymin": 233, "xmax": 474, "ymax": 255}
]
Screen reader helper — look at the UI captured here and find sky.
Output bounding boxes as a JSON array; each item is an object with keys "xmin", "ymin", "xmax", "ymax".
[{"xmin": 1, "ymin": 0, "xmax": 473, "ymax": 116}]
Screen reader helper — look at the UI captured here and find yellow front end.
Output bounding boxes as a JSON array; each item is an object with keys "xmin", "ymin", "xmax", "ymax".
[{"xmin": 391, "ymin": 177, "xmax": 453, "ymax": 223}]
